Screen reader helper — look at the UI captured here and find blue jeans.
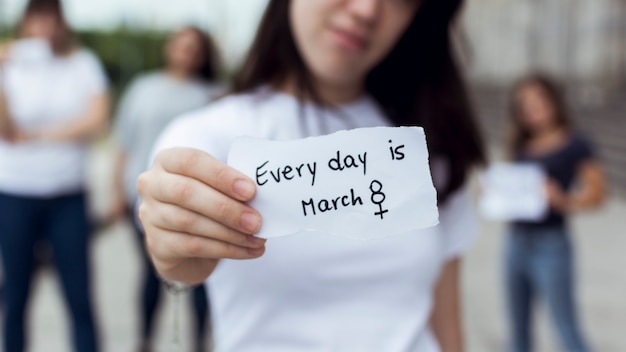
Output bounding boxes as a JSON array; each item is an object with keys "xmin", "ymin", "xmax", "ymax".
[
  {"xmin": 505, "ymin": 225, "xmax": 589, "ymax": 352},
  {"xmin": 0, "ymin": 192, "xmax": 98, "ymax": 352},
  {"xmin": 128, "ymin": 207, "xmax": 209, "ymax": 350}
]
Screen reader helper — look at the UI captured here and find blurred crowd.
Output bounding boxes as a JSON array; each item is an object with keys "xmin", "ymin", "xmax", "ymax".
[
  {"xmin": 0, "ymin": 1, "xmax": 223, "ymax": 351},
  {"xmin": 0, "ymin": 0, "xmax": 621, "ymax": 352}
]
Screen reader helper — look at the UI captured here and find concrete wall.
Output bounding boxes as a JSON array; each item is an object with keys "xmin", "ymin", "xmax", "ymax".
[{"xmin": 462, "ymin": 0, "xmax": 626, "ymax": 87}]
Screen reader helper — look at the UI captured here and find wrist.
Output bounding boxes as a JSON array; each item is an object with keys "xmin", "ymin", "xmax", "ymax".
[
  {"xmin": 30, "ymin": 127, "xmax": 67, "ymax": 143},
  {"xmin": 34, "ymin": 128, "xmax": 57, "ymax": 142},
  {"xmin": 557, "ymin": 194, "xmax": 576, "ymax": 214},
  {"xmin": 565, "ymin": 195, "xmax": 584, "ymax": 213},
  {"xmin": 158, "ymin": 257, "xmax": 218, "ymax": 285},
  {"xmin": 161, "ymin": 278, "xmax": 194, "ymax": 294}
]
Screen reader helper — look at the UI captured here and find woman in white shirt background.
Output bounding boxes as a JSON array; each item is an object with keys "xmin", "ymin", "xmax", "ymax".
[
  {"xmin": 0, "ymin": 0, "xmax": 109, "ymax": 351},
  {"xmin": 109, "ymin": 26, "xmax": 223, "ymax": 352},
  {"xmin": 139, "ymin": 0, "xmax": 485, "ymax": 351}
]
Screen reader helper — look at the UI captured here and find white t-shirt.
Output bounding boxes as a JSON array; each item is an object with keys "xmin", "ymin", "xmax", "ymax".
[
  {"xmin": 113, "ymin": 71, "xmax": 223, "ymax": 206},
  {"xmin": 0, "ymin": 44, "xmax": 107, "ymax": 197},
  {"xmin": 151, "ymin": 87, "xmax": 478, "ymax": 352}
]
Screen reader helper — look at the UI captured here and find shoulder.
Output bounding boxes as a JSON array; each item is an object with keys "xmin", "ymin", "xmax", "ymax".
[
  {"xmin": 437, "ymin": 183, "xmax": 478, "ymax": 259},
  {"xmin": 71, "ymin": 48, "xmax": 103, "ymax": 66},
  {"xmin": 186, "ymin": 80, "xmax": 227, "ymax": 100},
  {"xmin": 170, "ymin": 95, "xmax": 241, "ymax": 126},
  {"xmin": 117, "ymin": 73, "xmax": 162, "ymax": 104},
  {"xmin": 202, "ymin": 82, "xmax": 228, "ymax": 98},
  {"xmin": 568, "ymin": 131, "xmax": 595, "ymax": 156},
  {"xmin": 130, "ymin": 71, "xmax": 167, "ymax": 89},
  {"xmin": 70, "ymin": 48, "xmax": 108, "ymax": 85},
  {"xmin": 570, "ymin": 132, "xmax": 592, "ymax": 147},
  {"xmin": 174, "ymin": 93, "xmax": 257, "ymax": 131},
  {"xmin": 154, "ymin": 93, "xmax": 259, "ymax": 156}
]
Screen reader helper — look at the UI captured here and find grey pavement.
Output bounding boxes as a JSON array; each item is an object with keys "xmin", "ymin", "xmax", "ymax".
[
  {"xmin": 5, "ymin": 140, "xmax": 626, "ymax": 352},
  {"xmin": 464, "ymin": 198, "xmax": 626, "ymax": 352}
]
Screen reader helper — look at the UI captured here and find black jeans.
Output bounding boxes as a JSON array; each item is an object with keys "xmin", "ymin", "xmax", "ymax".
[
  {"xmin": 0, "ymin": 191, "xmax": 98, "ymax": 352},
  {"xmin": 129, "ymin": 208, "xmax": 210, "ymax": 350}
]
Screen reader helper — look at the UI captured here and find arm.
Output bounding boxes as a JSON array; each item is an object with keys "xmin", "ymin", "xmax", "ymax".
[
  {"xmin": 0, "ymin": 91, "xmax": 14, "ymax": 141},
  {"xmin": 106, "ymin": 147, "xmax": 128, "ymax": 221},
  {"xmin": 547, "ymin": 160, "xmax": 606, "ymax": 213},
  {"xmin": 25, "ymin": 92, "xmax": 110, "ymax": 143},
  {"xmin": 0, "ymin": 44, "xmax": 15, "ymax": 141},
  {"xmin": 430, "ymin": 258, "xmax": 464, "ymax": 352},
  {"xmin": 567, "ymin": 160, "xmax": 606, "ymax": 210}
]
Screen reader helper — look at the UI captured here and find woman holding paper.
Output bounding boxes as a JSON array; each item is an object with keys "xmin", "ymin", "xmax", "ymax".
[
  {"xmin": 505, "ymin": 74, "xmax": 606, "ymax": 352},
  {"xmin": 0, "ymin": 0, "xmax": 108, "ymax": 351},
  {"xmin": 138, "ymin": 0, "xmax": 486, "ymax": 351},
  {"xmin": 110, "ymin": 26, "xmax": 222, "ymax": 352}
]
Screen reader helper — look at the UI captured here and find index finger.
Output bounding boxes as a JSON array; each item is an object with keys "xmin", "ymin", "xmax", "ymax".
[{"xmin": 155, "ymin": 147, "xmax": 256, "ymax": 202}]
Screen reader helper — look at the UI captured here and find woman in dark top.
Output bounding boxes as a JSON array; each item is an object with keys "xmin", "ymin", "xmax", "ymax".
[{"xmin": 505, "ymin": 74, "xmax": 606, "ymax": 352}]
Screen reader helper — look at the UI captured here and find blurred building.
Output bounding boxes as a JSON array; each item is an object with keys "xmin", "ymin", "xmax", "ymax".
[
  {"xmin": 466, "ymin": 0, "xmax": 626, "ymax": 194},
  {"xmin": 463, "ymin": 0, "xmax": 626, "ymax": 91}
]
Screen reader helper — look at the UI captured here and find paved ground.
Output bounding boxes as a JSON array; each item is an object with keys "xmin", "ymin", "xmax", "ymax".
[
  {"xmin": 4, "ymin": 141, "xmax": 626, "ymax": 352},
  {"xmin": 464, "ymin": 199, "xmax": 626, "ymax": 352}
]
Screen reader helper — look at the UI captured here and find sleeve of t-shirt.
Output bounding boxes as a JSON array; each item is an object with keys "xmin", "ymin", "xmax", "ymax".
[
  {"xmin": 113, "ymin": 77, "xmax": 143, "ymax": 151},
  {"xmin": 573, "ymin": 134, "xmax": 595, "ymax": 164},
  {"xmin": 148, "ymin": 99, "xmax": 243, "ymax": 169},
  {"xmin": 438, "ymin": 185, "xmax": 479, "ymax": 261},
  {"xmin": 79, "ymin": 49, "xmax": 108, "ymax": 96}
]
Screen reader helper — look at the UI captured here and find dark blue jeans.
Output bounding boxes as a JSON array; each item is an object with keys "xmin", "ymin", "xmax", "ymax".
[
  {"xmin": 0, "ymin": 192, "xmax": 98, "ymax": 352},
  {"xmin": 505, "ymin": 225, "xmax": 589, "ymax": 352},
  {"xmin": 129, "ymin": 208, "xmax": 209, "ymax": 351}
]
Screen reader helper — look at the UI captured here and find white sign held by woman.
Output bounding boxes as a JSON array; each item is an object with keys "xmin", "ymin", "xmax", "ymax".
[
  {"xmin": 479, "ymin": 162, "xmax": 548, "ymax": 221},
  {"xmin": 228, "ymin": 126, "xmax": 439, "ymax": 239}
]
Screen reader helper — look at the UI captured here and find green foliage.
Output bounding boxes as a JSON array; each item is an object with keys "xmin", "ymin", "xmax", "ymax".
[
  {"xmin": 0, "ymin": 25, "xmax": 233, "ymax": 107},
  {"xmin": 77, "ymin": 28, "xmax": 169, "ymax": 101}
]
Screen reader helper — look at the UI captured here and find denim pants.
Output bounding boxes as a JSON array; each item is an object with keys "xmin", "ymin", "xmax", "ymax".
[
  {"xmin": 128, "ymin": 207, "xmax": 209, "ymax": 350},
  {"xmin": 505, "ymin": 225, "xmax": 589, "ymax": 352},
  {"xmin": 0, "ymin": 191, "xmax": 98, "ymax": 352}
]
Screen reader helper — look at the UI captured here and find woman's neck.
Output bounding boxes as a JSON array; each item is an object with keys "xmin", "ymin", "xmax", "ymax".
[
  {"xmin": 279, "ymin": 76, "xmax": 364, "ymax": 105},
  {"xmin": 166, "ymin": 67, "xmax": 194, "ymax": 81},
  {"xmin": 527, "ymin": 125, "xmax": 568, "ymax": 152}
]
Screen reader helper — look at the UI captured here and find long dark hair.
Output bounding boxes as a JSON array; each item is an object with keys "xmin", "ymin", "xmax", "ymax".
[
  {"xmin": 233, "ymin": 0, "xmax": 485, "ymax": 203},
  {"xmin": 178, "ymin": 26, "xmax": 221, "ymax": 82},
  {"xmin": 18, "ymin": 0, "xmax": 75, "ymax": 55},
  {"xmin": 507, "ymin": 73, "xmax": 572, "ymax": 157}
]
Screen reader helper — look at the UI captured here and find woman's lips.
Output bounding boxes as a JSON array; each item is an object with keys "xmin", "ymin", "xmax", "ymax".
[{"xmin": 331, "ymin": 27, "xmax": 368, "ymax": 52}]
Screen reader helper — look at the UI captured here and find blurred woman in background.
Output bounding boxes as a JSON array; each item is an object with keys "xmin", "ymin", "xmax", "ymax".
[
  {"xmin": 110, "ymin": 26, "xmax": 222, "ymax": 352},
  {"xmin": 505, "ymin": 74, "xmax": 606, "ymax": 352},
  {"xmin": 0, "ymin": 0, "xmax": 109, "ymax": 351}
]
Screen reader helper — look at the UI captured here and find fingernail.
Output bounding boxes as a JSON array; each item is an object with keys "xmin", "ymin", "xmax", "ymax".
[
  {"xmin": 234, "ymin": 179, "xmax": 254, "ymax": 199},
  {"xmin": 241, "ymin": 212, "xmax": 261, "ymax": 233},
  {"xmin": 248, "ymin": 235, "xmax": 266, "ymax": 246},
  {"xmin": 247, "ymin": 247, "xmax": 265, "ymax": 257}
]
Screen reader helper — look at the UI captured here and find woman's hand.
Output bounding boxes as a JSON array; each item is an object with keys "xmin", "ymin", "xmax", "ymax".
[
  {"xmin": 545, "ymin": 160, "xmax": 606, "ymax": 214},
  {"xmin": 545, "ymin": 178, "xmax": 569, "ymax": 213},
  {"xmin": 137, "ymin": 147, "xmax": 266, "ymax": 284}
]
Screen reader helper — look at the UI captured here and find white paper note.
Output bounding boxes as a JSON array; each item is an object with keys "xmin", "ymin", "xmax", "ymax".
[
  {"xmin": 227, "ymin": 126, "xmax": 439, "ymax": 239},
  {"xmin": 479, "ymin": 162, "xmax": 548, "ymax": 221}
]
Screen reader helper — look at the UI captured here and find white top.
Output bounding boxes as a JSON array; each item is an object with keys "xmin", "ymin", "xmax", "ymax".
[
  {"xmin": 0, "ymin": 41, "xmax": 107, "ymax": 197},
  {"xmin": 151, "ymin": 88, "xmax": 478, "ymax": 352},
  {"xmin": 113, "ymin": 71, "xmax": 223, "ymax": 206}
]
